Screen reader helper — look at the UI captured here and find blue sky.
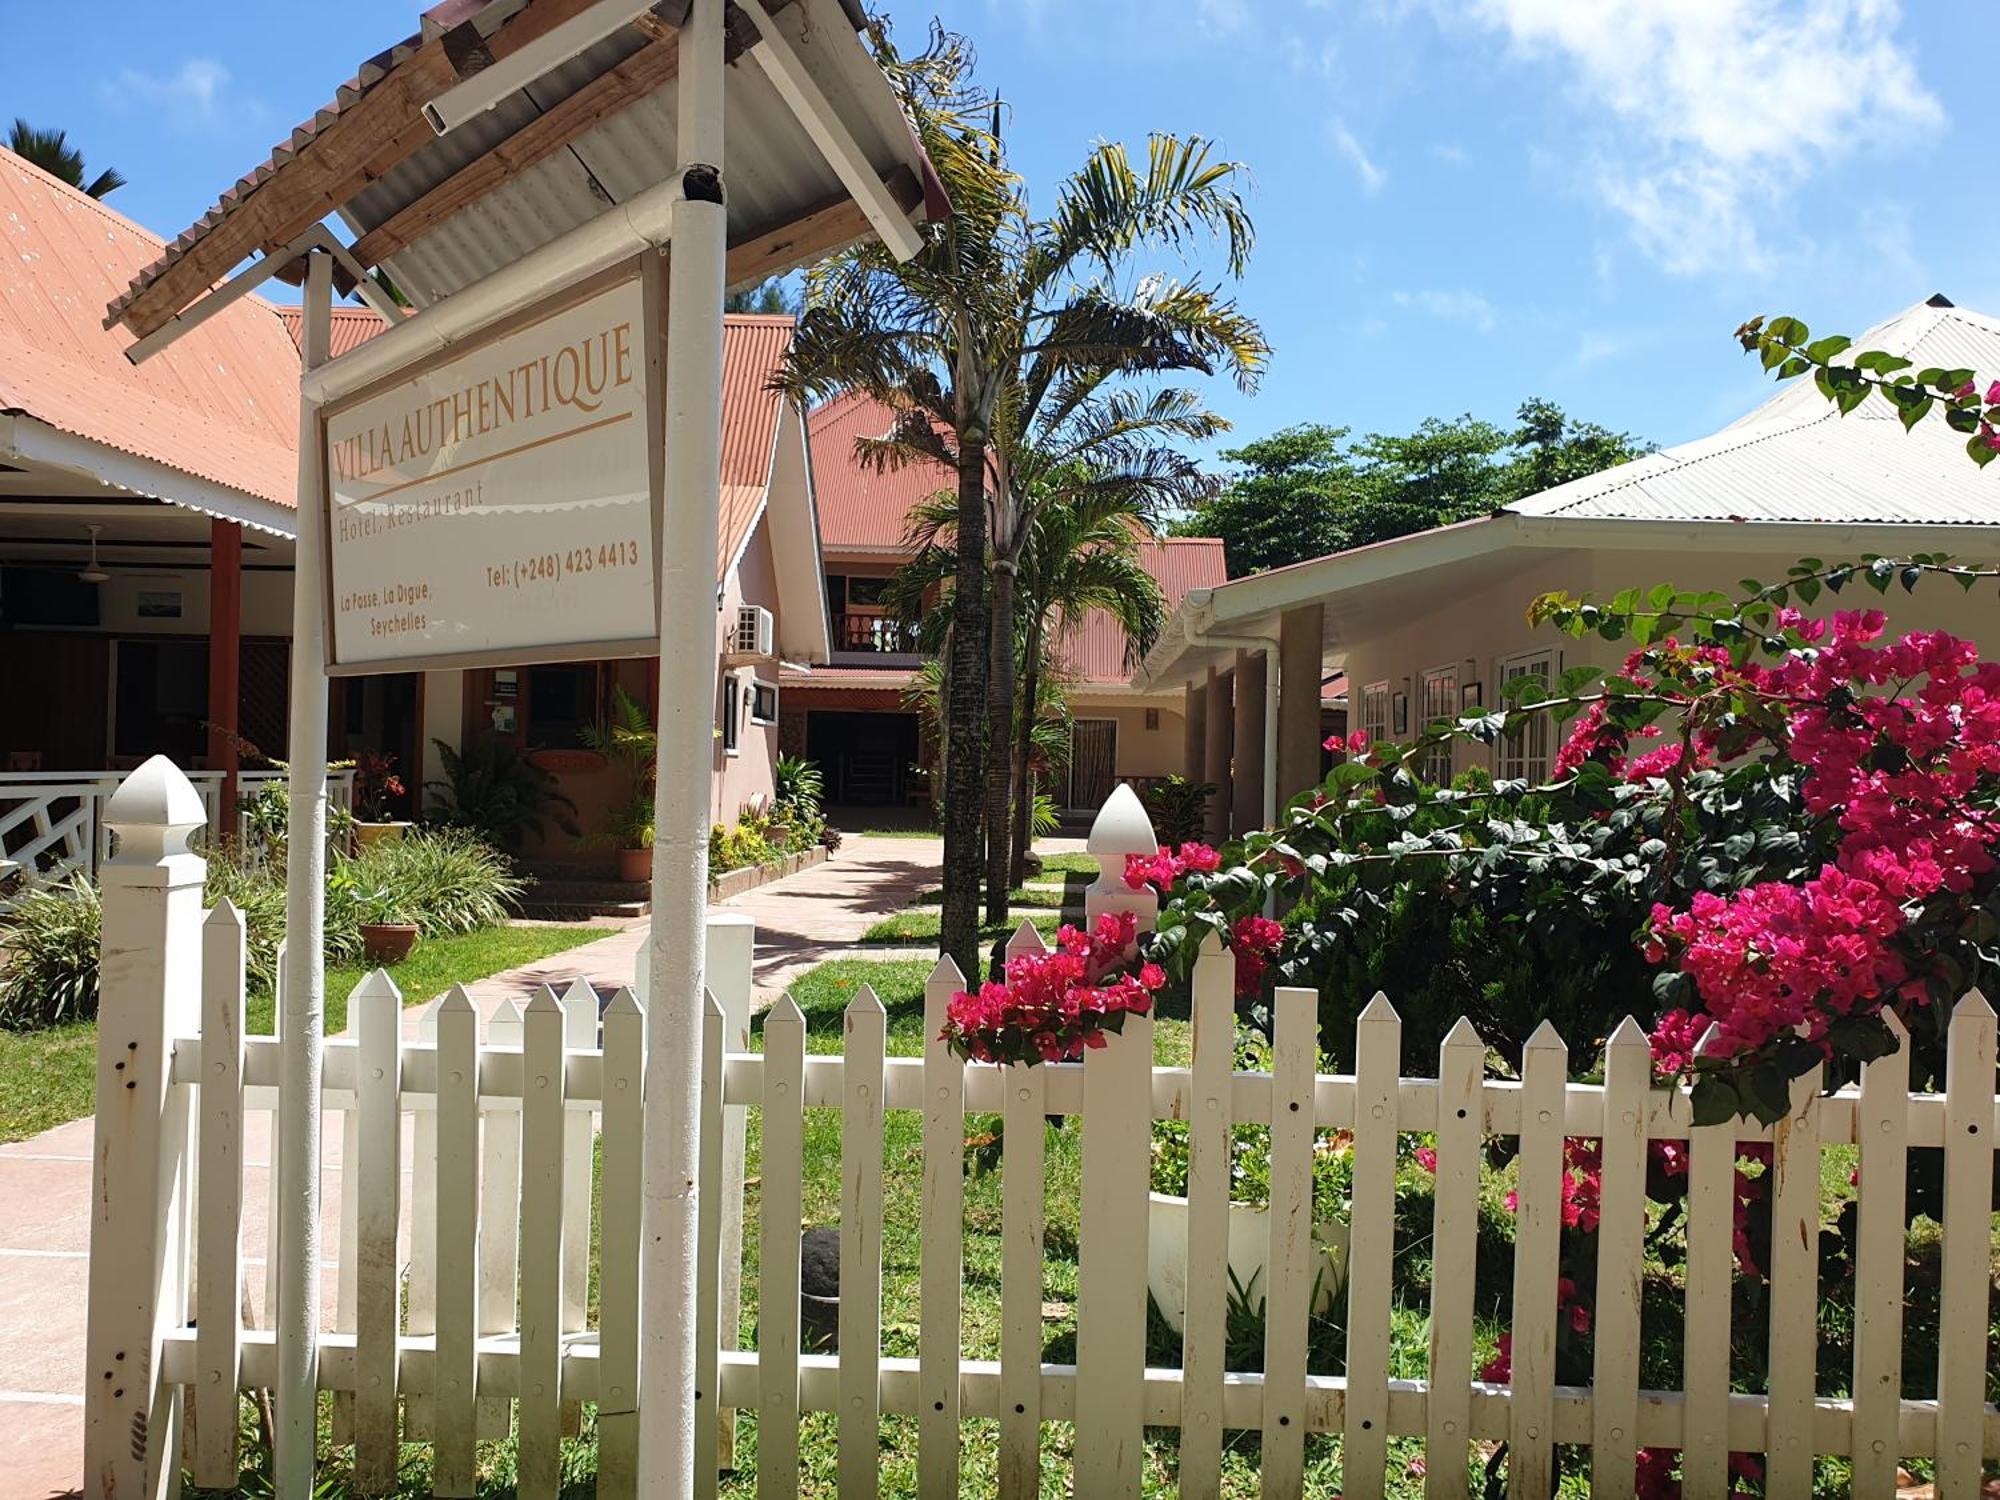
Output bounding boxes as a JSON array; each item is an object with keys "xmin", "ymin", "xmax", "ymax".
[{"xmin": 7, "ymin": 0, "xmax": 1988, "ymax": 456}]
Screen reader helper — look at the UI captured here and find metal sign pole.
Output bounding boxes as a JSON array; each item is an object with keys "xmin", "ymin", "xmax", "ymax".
[
  {"xmin": 276, "ymin": 247, "xmax": 334, "ymax": 1494},
  {"xmin": 641, "ymin": 0, "xmax": 726, "ymax": 1490}
]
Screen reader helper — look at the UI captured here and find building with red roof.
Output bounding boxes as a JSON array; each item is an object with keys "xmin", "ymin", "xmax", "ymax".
[{"xmin": 790, "ymin": 390, "xmax": 1220, "ymax": 811}]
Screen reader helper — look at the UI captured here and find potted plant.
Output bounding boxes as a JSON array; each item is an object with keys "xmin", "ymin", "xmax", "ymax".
[
  {"xmin": 355, "ymin": 881, "xmax": 419, "ymax": 966},
  {"xmin": 582, "ymin": 687, "xmax": 656, "ymax": 882},
  {"xmin": 351, "ymin": 749, "xmax": 411, "ymax": 849},
  {"xmin": 1145, "ymin": 1032, "xmax": 1350, "ymax": 1336}
]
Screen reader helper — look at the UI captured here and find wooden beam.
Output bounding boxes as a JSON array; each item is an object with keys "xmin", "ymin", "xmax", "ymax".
[
  {"xmin": 722, "ymin": 167, "xmax": 922, "ymax": 288},
  {"xmin": 351, "ymin": 32, "xmax": 683, "ymax": 269},
  {"xmin": 207, "ymin": 518, "xmax": 243, "ymax": 819},
  {"xmin": 111, "ymin": 0, "xmax": 610, "ymax": 341}
]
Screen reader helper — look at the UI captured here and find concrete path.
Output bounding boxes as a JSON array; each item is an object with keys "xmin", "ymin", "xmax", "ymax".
[{"xmin": 0, "ymin": 832, "xmax": 955, "ymax": 1497}]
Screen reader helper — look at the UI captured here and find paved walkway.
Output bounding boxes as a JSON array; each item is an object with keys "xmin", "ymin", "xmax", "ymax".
[{"xmin": 0, "ymin": 832, "xmax": 953, "ymax": 1497}]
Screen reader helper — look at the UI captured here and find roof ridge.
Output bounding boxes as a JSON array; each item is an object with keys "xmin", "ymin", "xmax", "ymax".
[{"xmin": 1511, "ymin": 410, "xmax": 1835, "ymax": 516}]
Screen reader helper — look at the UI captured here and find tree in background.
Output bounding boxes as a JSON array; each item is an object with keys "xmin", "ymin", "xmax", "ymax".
[
  {"xmin": 785, "ymin": 30, "xmax": 1266, "ymax": 968},
  {"xmin": 7, "ymin": 119, "xmax": 124, "ymax": 198},
  {"xmin": 726, "ymin": 279, "xmax": 796, "ymax": 315},
  {"xmin": 1177, "ymin": 400, "xmax": 1649, "ymax": 577}
]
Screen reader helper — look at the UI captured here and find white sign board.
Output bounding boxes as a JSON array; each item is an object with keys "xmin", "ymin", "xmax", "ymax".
[{"xmin": 323, "ymin": 269, "xmax": 659, "ymax": 673}]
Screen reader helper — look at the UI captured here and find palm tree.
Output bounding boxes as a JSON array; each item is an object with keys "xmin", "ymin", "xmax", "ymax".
[
  {"xmin": 7, "ymin": 120, "xmax": 124, "ymax": 198},
  {"xmin": 782, "ymin": 40, "xmax": 1266, "ymax": 970}
]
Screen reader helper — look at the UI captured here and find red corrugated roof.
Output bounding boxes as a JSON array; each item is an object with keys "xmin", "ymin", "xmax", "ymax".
[
  {"xmin": 1053, "ymin": 538, "xmax": 1226, "ymax": 684},
  {"xmin": 807, "ymin": 388, "xmax": 952, "ymax": 553},
  {"xmin": 0, "ymin": 151, "xmax": 303, "ymax": 510},
  {"xmin": 276, "ymin": 303, "xmax": 798, "ymax": 571}
]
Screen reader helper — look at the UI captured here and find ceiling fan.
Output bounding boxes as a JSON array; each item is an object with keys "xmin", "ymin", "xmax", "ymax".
[{"xmin": 77, "ymin": 524, "xmax": 109, "ymax": 585}]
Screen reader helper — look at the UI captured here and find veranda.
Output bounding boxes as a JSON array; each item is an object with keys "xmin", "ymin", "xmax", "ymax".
[{"xmin": 84, "ymin": 759, "xmax": 2000, "ymax": 1497}]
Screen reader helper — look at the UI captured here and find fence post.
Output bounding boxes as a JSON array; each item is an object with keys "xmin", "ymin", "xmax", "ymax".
[
  {"xmin": 703, "ymin": 911, "xmax": 755, "ymax": 1468},
  {"xmin": 84, "ymin": 755, "xmax": 209, "ymax": 1500},
  {"xmin": 1075, "ymin": 783, "xmax": 1159, "ymax": 1498}
]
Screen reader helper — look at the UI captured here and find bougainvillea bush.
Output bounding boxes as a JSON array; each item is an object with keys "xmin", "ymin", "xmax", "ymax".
[{"xmin": 1142, "ymin": 556, "xmax": 2000, "ymax": 1129}]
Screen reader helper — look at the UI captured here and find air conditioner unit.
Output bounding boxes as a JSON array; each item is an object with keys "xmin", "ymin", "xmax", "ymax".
[{"xmin": 729, "ymin": 604, "xmax": 774, "ymax": 660}]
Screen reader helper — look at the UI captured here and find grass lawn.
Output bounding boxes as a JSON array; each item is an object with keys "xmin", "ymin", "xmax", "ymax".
[
  {"xmin": 0, "ymin": 923, "xmax": 605, "ymax": 1144},
  {"xmin": 855, "ymin": 907, "xmax": 1063, "ymax": 945}
]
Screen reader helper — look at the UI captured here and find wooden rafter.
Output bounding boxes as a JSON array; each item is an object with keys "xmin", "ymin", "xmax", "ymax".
[
  {"xmin": 721, "ymin": 168, "xmax": 922, "ymax": 289},
  {"xmin": 109, "ymin": 0, "xmax": 612, "ymax": 341}
]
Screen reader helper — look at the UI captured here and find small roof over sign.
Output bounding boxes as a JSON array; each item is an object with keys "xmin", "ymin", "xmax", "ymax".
[{"xmin": 106, "ymin": 0, "xmax": 945, "ymax": 343}]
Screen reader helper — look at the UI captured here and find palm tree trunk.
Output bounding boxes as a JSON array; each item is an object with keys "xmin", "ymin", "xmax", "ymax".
[
  {"xmin": 982, "ymin": 560, "xmax": 1018, "ymax": 931},
  {"xmin": 939, "ymin": 434, "xmax": 991, "ymax": 979},
  {"xmin": 1009, "ymin": 642, "xmax": 1043, "ymax": 889}
]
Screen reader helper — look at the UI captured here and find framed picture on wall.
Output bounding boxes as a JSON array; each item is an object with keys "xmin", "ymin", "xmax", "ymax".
[
  {"xmin": 1461, "ymin": 681, "xmax": 1483, "ymax": 710},
  {"xmin": 1391, "ymin": 691, "xmax": 1409, "ymax": 736}
]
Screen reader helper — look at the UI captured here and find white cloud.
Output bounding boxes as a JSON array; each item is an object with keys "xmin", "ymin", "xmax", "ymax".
[
  {"xmin": 1452, "ymin": 0, "xmax": 1940, "ymax": 275},
  {"xmin": 1327, "ymin": 117, "xmax": 1386, "ymax": 193},
  {"xmin": 1393, "ymin": 288, "xmax": 1498, "ymax": 332},
  {"xmin": 1196, "ymin": 0, "xmax": 1249, "ymax": 36},
  {"xmin": 99, "ymin": 59, "xmax": 245, "ymax": 132},
  {"xmin": 1431, "ymin": 142, "xmax": 1470, "ymax": 167}
]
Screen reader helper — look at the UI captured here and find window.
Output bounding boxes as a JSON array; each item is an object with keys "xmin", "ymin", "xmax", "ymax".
[
  {"xmin": 524, "ymin": 664, "xmax": 602, "ymax": 749},
  {"xmin": 1495, "ymin": 648, "xmax": 1558, "ymax": 783},
  {"xmin": 749, "ymin": 679, "xmax": 779, "ymax": 725},
  {"xmin": 1360, "ymin": 681, "xmax": 1391, "ymax": 748},
  {"xmin": 719, "ymin": 671, "xmax": 741, "ymax": 754},
  {"xmin": 1143, "ymin": 707, "xmax": 1160, "ymax": 731},
  {"xmin": 845, "ymin": 576, "xmax": 888, "ymax": 608},
  {"xmin": 1418, "ymin": 665, "xmax": 1459, "ymax": 786}
]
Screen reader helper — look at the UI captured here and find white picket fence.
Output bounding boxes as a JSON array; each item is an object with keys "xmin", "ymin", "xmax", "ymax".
[
  {"xmin": 0, "ymin": 766, "xmax": 352, "ymax": 907},
  {"xmin": 82, "ymin": 761, "xmax": 2000, "ymax": 1498}
]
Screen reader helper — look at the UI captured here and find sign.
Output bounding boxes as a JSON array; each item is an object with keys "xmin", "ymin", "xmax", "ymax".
[{"xmin": 322, "ymin": 266, "xmax": 660, "ymax": 673}]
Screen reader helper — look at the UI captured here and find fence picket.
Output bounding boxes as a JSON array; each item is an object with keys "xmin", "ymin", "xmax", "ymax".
[
  {"xmin": 353, "ymin": 971, "xmax": 405, "ymax": 1490},
  {"xmin": 477, "ymin": 998, "xmax": 524, "ymax": 1441},
  {"xmin": 840, "ymin": 986, "xmax": 887, "ymax": 1500},
  {"xmin": 759, "ymin": 995, "xmax": 806, "ymax": 1497},
  {"xmin": 1076, "ymin": 992, "xmax": 1155, "ymax": 1497},
  {"xmin": 1343, "ymin": 992, "xmax": 1401, "ymax": 1497},
  {"xmin": 432, "ymin": 987, "xmax": 480, "ymax": 1498},
  {"xmin": 1426, "ymin": 1016, "xmax": 1483, "ymax": 1500},
  {"xmin": 333, "ymin": 1064, "xmax": 360, "ymax": 1450},
  {"xmin": 696, "ymin": 989, "xmax": 725, "ymax": 1500},
  {"xmin": 1679, "ymin": 1024, "xmax": 1734, "ymax": 1499},
  {"xmin": 1507, "ymin": 1021, "xmax": 1567, "ymax": 1498},
  {"xmin": 194, "ymin": 900, "xmax": 246, "ymax": 1489},
  {"xmin": 1937, "ymin": 991, "xmax": 1996, "ymax": 1497},
  {"xmin": 516, "ymin": 987, "xmax": 567, "ymax": 1496},
  {"xmin": 918, "ymin": 956, "xmax": 965, "ymax": 1498},
  {"xmin": 1849, "ymin": 1011, "xmax": 1909, "ymax": 1497},
  {"xmin": 1590, "ymin": 1017, "xmax": 1650, "ymax": 1500},
  {"xmin": 1261, "ymin": 985, "xmax": 1320, "ymax": 1496},
  {"xmin": 596, "ymin": 987, "xmax": 645, "ymax": 1500},
  {"xmin": 1765, "ymin": 1058, "xmax": 1822, "ymax": 1498},
  {"xmin": 262, "ymin": 941, "xmax": 285, "ymax": 1332},
  {"xmin": 1178, "ymin": 932, "xmax": 1237, "ymax": 1500},
  {"xmin": 558, "ymin": 979, "xmax": 596, "ymax": 1438},
  {"xmin": 998, "ymin": 922, "xmax": 1047, "ymax": 1500},
  {"xmin": 406, "ymin": 1000, "xmax": 440, "ymax": 1440}
]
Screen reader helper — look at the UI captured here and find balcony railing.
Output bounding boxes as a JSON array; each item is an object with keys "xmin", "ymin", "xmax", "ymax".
[{"xmin": 832, "ymin": 612, "xmax": 920, "ymax": 654}]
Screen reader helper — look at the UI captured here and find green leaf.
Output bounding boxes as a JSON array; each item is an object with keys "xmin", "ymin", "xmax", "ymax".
[
  {"xmin": 1804, "ymin": 335, "xmax": 1851, "ymax": 363},
  {"xmin": 1827, "ymin": 1014, "xmax": 1900, "ymax": 1066},
  {"xmin": 1971, "ymin": 436, "xmax": 2000, "ymax": 469},
  {"xmin": 1689, "ymin": 1076, "xmax": 1740, "ymax": 1127},
  {"xmin": 1794, "ymin": 576, "xmax": 1820, "ymax": 606},
  {"xmin": 1741, "ymin": 1063, "xmax": 1793, "ymax": 1124},
  {"xmin": 1945, "ymin": 406, "xmax": 1981, "ymax": 434},
  {"xmin": 1854, "ymin": 350, "xmax": 1912, "ymax": 375},
  {"xmin": 1897, "ymin": 394, "xmax": 1934, "ymax": 431},
  {"xmin": 1900, "ymin": 566, "xmax": 1921, "ymax": 593},
  {"xmin": 1648, "ymin": 583, "xmax": 1677, "ymax": 611}
]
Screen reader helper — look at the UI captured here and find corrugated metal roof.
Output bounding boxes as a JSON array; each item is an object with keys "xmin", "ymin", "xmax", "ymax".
[
  {"xmin": 0, "ymin": 151, "xmax": 303, "ymax": 509},
  {"xmin": 110, "ymin": 0, "xmax": 934, "ymax": 331},
  {"xmin": 1514, "ymin": 298, "xmax": 2000, "ymax": 527},
  {"xmin": 275, "ymin": 300, "xmax": 798, "ymax": 569},
  {"xmin": 807, "ymin": 387, "xmax": 951, "ymax": 552},
  {"xmin": 779, "ymin": 665, "xmax": 916, "ymax": 691},
  {"xmin": 1052, "ymin": 538, "xmax": 1227, "ymax": 683}
]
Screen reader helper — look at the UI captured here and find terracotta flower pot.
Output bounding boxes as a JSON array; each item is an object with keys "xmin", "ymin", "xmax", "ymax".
[
  {"xmin": 360, "ymin": 922, "xmax": 420, "ymax": 966},
  {"xmin": 354, "ymin": 820, "xmax": 412, "ymax": 851},
  {"xmin": 616, "ymin": 846, "xmax": 653, "ymax": 883}
]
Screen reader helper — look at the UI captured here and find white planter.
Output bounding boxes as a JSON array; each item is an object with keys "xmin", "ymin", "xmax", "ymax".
[{"xmin": 1146, "ymin": 1190, "xmax": 1350, "ymax": 1335}]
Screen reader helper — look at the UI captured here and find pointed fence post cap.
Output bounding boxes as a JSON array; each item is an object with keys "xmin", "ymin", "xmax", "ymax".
[
  {"xmin": 1442, "ymin": 1015, "xmax": 1484, "ymax": 1048},
  {"xmin": 765, "ymin": 993, "xmax": 804, "ymax": 1026},
  {"xmin": 104, "ymin": 755, "xmax": 208, "ymax": 862},
  {"xmin": 846, "ymin": 983, "xmax": 887, "ymax": 1017},
  {"xmin": 927, "ymin": 952, "xmax": 965, "ymax": 987},
  {"xmin": 1607, "ymin": 1015, "xmax": 1651, "ymax": 1048},
  {"xmin": 605, "ymin": 985, "xmax": 643, "ymax": 1017},
  {"xmin": 1086, "ymin": 782, "xmax": 1158, "ymax": 857}
]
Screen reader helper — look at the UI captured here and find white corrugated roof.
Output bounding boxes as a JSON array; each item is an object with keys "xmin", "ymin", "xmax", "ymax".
[{"xmin": 1511, "ymin": 297, "xmax": 2000, "ymax": 528}]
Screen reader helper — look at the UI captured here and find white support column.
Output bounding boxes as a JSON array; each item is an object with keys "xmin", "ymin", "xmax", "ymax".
[
  {"xmin": 642, "ymin": 0, "xmax": 727, "ymax": 1491},
  {"xmin": 276, "ymin": 247, "xmax": 334, "ymax": 1493},
  {"xmin": 83, "ymin": 755, "xmax": 209, "ymax": 1500}
]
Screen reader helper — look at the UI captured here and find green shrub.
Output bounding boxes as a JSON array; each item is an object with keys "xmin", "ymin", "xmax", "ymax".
[
  {"xmin": 1141, "ymin": 775, "xmax": 1215, "ymax": 844},
  {"xmin": 425, "ymin": 735, "xmax": 577, "ymax": 852},
  {"xmin": 204, "ymin": 849, "xmax": 288, "ymax": 992},
  {"xmin": 327, "ymin": 828, "xmax": 526, "ymax": 963},
  {"xmin": 0, "ymin": 878, "xmax": 101, "ymax": 1028}
]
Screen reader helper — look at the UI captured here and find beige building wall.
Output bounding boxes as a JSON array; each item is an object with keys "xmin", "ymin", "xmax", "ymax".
[
  {"xmin": 1067, "ymin": 693, "xmax": 1190, "ymax": 786},
  {"xmin": 712, "ymin": 519, "xmax": 783, "ymax": 825},
  {"xmin": 1339, "ymin": 540, "xmax": 2000, "ymax": 784}
]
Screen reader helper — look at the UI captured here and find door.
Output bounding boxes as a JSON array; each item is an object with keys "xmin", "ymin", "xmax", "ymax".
[{"xmin": 1068, "ymin": 719, "xmax": 1117, "ymax": 811}]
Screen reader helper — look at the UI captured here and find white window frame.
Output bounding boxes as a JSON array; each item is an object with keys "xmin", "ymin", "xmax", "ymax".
[
  {"xmin": 1494, "ymin": 647, "xmax": 1559, "ymax": 783},
  {"xmin": 1418, "ymin": 663, "xmax": 1459, "ymax": 786},
  {"xmin": 1359, "ymin": 680, "xmax": 1391, "ymax": 747},
  {"xmin": 748, "ymin": 678, "xmax": 779, "ymax": 726}
]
